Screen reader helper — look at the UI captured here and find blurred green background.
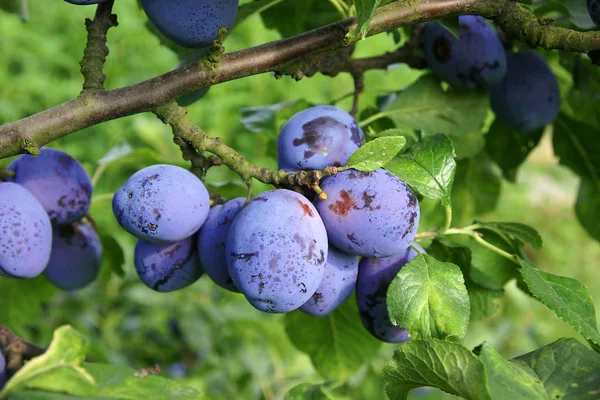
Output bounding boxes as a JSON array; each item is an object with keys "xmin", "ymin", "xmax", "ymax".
[{"xmin": 0, "ymin": 1, "xmax": 599, "ymax": 399}]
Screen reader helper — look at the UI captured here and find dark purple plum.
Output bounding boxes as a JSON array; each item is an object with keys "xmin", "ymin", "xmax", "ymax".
[
  {"xmin": 490, "ymin": 51, "xmax": 560, "ymax": 132},
  {"xmin": 134, "ymin": 235, "xmax": 203, "ymax": 292},
  {"xmin": 43, "ymin": 221, "xmax": 102, "ymax": 291},
  {"xmin": 64, "ymin": 0, "xmax": 106, "ymax": 4},
  {"xmin": 588, "ymin": 0, "xmax": 600, "ymax": 26},
  {"xmin": 0, "ymin": 183, "xmax": 52, "ymax": 279},
  {"xmin": 357, "ymin": 244, "xmax": 423, "ymax": 343},
  {"xmin": 197, "ymin": 198, "xmax": 245, "ymax": 292},
  {"xmin": 277, "ymin": 105, "xmax": 365, "ymax": 171},
  {"xmin": 423, "ymin": 15, "xmax": 507, "ymax": 90},
  {"xmin": 8, "ymin": 148, "xmax": 92, "ymax": 225},
  {"xmin": 226, "ymin": 189, "xmax": 328, "ymax": 313},
  {"xmin": 141, "ymin": 0, "xmax": 239, "ymax": 48},
  {"xmin": 314, "ymin": 169, "xmax": 419, "ymax": 257},
  {"xmin": 112, "ymin": 164, "xmax": 210, "ymax": 243},
  {"xmin": 300, "ymin": 245, "xmax": 358, "ymax": 317},
  {"xmin": 0, "ymin": 348, "xmax": 6, "ymax": 389}
]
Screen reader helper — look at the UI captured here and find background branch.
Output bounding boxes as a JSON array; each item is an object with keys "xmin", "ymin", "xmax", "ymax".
[
  {"xmin": 1, "ymin": 0, "xmax": 600, "ymax": 159},
  {"xmin": 0, "ymin": 325, "xmax": 45, "ymax": 377}
]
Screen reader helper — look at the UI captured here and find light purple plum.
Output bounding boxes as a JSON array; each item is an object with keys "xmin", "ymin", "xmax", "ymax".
[
  {"xmin": 300, "ymin": 245, "xmax": 358, "ymax": 316},
  {"xmin": 134, "ymin": 234, "xmax": 203, "ymax": 292},
  {"xmin": 226, "ymin": 189, "xmax": 328, "ymax": 313},
  {"xmin": 277, "ymin": 105, "xmax": 365, "ymax": 171},
  {"xmin": 356, "ymin": 244, "xmax": 423, "ymax": 343},
  {"xmin": 43, "ymin": 221, "xmax": 102, "ymax": 291},
  {"xmin": 197, "ymin": 198, "xmax": 245, "ymax": 292},
  {"xmin": 8, "ymin": 148, "xmax": 92, "ymax": 225},
  {"xmin": 315, "ymin": 169, "xmax": 419, "ymax": 257},
  {"xmin": 112, "ymin": 164, "xmax": 210, "ymax": 243},
  {"xmin": 0, "ymin": 182, "xmax": 52, "ymax": 278}
]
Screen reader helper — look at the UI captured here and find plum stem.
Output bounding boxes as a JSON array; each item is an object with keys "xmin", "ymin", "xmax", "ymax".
[
  {"xmin": 0, "ymin": 325, "xmax": 45, "ymax": 378},
  {"xmin": 442, "ymin": 205, "xmax": 452, "ymax": 233}
]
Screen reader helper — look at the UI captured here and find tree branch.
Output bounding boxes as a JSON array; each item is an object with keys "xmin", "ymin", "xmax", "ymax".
[
  {"xmin": 1, "ymin": 0, "xmax": 599, "ymax": 159},
  {"xmin": 80, "ymin": 0, "xmax": 118, "ymax": 92},
  {"xmin": 0, "ymin": 325, "xmax": 45, "ymax": 377}
]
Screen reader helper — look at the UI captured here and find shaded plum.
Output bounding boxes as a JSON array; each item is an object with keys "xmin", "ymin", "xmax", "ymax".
[
  {"xmin": 0, "ymin": 348, "xmax": 6, "ymax": 389},
  {"xmin": 141, "ymin": 0, "xmax": 239, "ymax": 48},
  {"xmin": 588, "ymin": 0, "xmax": 600, "ymax": 26},
  {"xmin": 8, "ymin": 148, "xmax": 92, "ymax": 225},
  {"xmin": 300, "ymin": 245, "xmax": 358, "ymax": 317},
  {"xmin": 423, "ymin": 15, "xmax": 507, "ymax": 90},
  {"xmin": 43, "ymin": 221, "xmax": 102, "ymax": 291},
  {"xmin": 197, "ymin": 198, "xmax": 245, "ymax": 292},
  {"xmin": 0, "ymin": 183, "xmax": 52, "ymax": 279},
  {"xmin": 112, "ymin": 164, "xmax": 210, "ymax": 243},
  {"xmin": 490, "ymin": 51, "xmax": 560, "ymax": 132},
  {"xmin": 356, "ymin": 245, "xmax": 423, "ymax": 343},
  {"xmin": 134, "ymin": 234, "xmax": 203, "ymax": 292},
  {"xmin": 315, "ymin": 169, "xmax": 419, "ymax": 257},
  {"xmin": 277, "ymin": 105, "xmax": 365, "ymax": 171},
  {"xmin": 64, "ymin": 0, "xmax": 106, "ymax": 4},
  {"xmin": 226, "ymin": 189, "xmax": 328, "ymax": 313}
]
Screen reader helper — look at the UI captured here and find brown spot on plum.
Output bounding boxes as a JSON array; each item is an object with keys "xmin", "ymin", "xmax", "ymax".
[
  {"xmin": 406, "ymin": 189, "xmax": 418, "ymax": 209},
  {"xmin": 350, "ymin": 122, "xmax": 364, "ymax": 147},
  {"xmin": 347, "ymin": 233, "xmax": 363, "ymax": 247},
  {"xmin": 57, "ymin": 195, "xmax": 67, "ymax": 207},
  {"xmin": 312, "ymin": 292, "xmax": 323, "ymax": 303},
  {"xmin": 231, "ymin": 252, "xmax": 259, "ymax": 261},
  {"xmin": 296, "ymin": 199, "xmax": 314, "ymax": 217},
  {"xmin": 329, "ymin": 190, "xmax": 356, "ymax": 216},
  {"xmin": 153, "ymin": 208, "xmax": 161, "ymax": 221},
  {"xmin": 361, "ymin": 191, "xmax": 379, "ymax": 211},
  {"xmin": 298, "ymin": 282, "xmax": 307, "ymax": 293}
]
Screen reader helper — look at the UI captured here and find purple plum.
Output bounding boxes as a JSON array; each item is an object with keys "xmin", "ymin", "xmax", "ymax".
[
  {"xmin": 0, "ymin": 348, "xmax": 6, "ymax": 389},
  {"xmin": 423, "ymin": 15, "xmax": 507, "ymax": 90},
  {"xmin": 314, "ymin": 169, "xmax": 419, "ymax": 257},
  {"xmin": 490, "ymin": 51, "xmax": 560, "ymax": 132},
  {"xmin": 226, "ymin": 189, "xmax": 328, "ymax": 313},
  {"xmin": 134, "ymin": 235, "xmax": 203, "ymax": 292},
  {"xmin": 588, "ymin": 0, "xmax": 600, "ymax": 26},
  {"xmin": 357, "ymin": 245, "xmax": 423, "ymax": 343},
  {"xmin": 64, "ymin": 0, "xmax": 106, "ymax": 4},
  {"xmin": 43, "ymin": 221, "xmax": 102, "ymax": 291},
  {"xmin": 8, "ymin": 148, "xmax": 92, "ymax": 225},
  {"xmin": 197, "ymin": 198, "xmax": 245, "ymax": 292},
  {"xmin": 277, "ymin": 105, "xmax": 365, "ymax": 171},
  {"xmin": 0, "ymin": 182, "xmax": 52, "ymax": 279},
  {"xmin": 300, "ymin": 245, "xmax": 358, "ymax": 316},
  {"xmin": 112, "ymin": 164, "xmax": 210, "ymax": 243}
]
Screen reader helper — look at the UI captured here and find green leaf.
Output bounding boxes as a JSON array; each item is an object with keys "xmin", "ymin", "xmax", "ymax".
[
  {"xmin": 386, "ymin": 134, "xmax": 456, "ymax": 206},
  {"xmin": 84, "ymin": 363, "xmax": 203, "ymax": 399},
  {"xmin": 239, "ymin": 100, "xmax": 305, "ymax": 134},
  {"xmin": 98, "ymin": 233, "xmax": 125, "ymax": 281},
  {"xmin": 385, "ymin": 74, "xmax": 489, "ymax": 136},
  {"xmin": 261, "ymin": 0, "xmax": 340, "ymax": 38},
  {"xmin": 451, "ymin": 153, "xmax": 501, "ymax": 226},
  {"xmin": 347, "ymin": 136, "xmax": 406, "ymax": 171},
  {"xmin": 514, "ymin": 338, "xmax": 600, "ymax": 399},
  {"xmin": 387, "ymin": 254, "xmax": 470, "ymax": 340},
  {"xmin": 0, "ymin": 0, "xmax": 28, "ymax": 22},
  {"xmin": 576, "ymin": 178, "xmax": 600, "ymax": 241},
  {"xmin": 97, "ymin": 140, "xmax": 133, "ymax": 165},
  {"xmin": 479, "ymin": 343, "xmax": 546, "ymax": 400},
  {"xmin": 485, "ymin": 119, "xmax": 544, "ymax": 182},
  {"xmin": 517, "ymin": 257, "xmax": 600, "ymax": 349},
  {"xmin": 467, "ymin": 231, "xmax": 519, "ymax": 291},
  {"xmin": 284, "ymin": 383, "xmax": 336, "ymax": 400},
  {"xmin": 350, "ymin": 0, "xmax": 381, "ymax": 39},
  {"xmin": 233, "ymin": 0, "xmax": 284, "ymax": 29},
  {"xmin": 0, "ymin": 326, "xmax": 95, "ymax": 398},
  {"xmin": 0, "ymin": 276, "xmax": 56, "ymax": 335},
  {"xmin": 437, "ymin": 16, "xmax": 460, "ymax": 39},
  {"xmin": 383, "ymin": 339, "xmax": 491, "ymax": 400},
  {"xmin": 469, "ymin": 286, "xmax": 503, "ymax": 321},
  {"xmin": 284, "ymin": 295, "xmax": 380, "ymax": 381},
  {"xmin": 549, "ymin": 0, "xmax": 596, "ymax": 29},
  {"xmin": 476, "ymin": 222, "xmax": 543, "ymax": 250}
]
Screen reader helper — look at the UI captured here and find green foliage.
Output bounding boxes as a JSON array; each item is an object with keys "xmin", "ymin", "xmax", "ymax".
[
  {"xmin": 347, "ymin": 136, "xmax": 406, "ymax": 171},
  {"xmin": 387, "ymin": 254, "xmax": 470, "ymax": 340},
  {"xmin": 350, "ymin": 0, "xmax": 382, "ymax": 39},
  {"xmin": 0, "ymin": 276, "xmax": 56, "ymax": 335}
]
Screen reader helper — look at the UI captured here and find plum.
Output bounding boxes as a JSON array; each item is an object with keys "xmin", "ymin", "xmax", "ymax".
[
  {"xmin": 300, "ymin": 245, "xmax": 358, "ymax": 317},
  {"xmin": 277, "ymin": 105, "xmax": 365, "ymax": 171},
  {"xmin": 0, "ymin": 348, "xmax": 6, "ymax": 389},
  {"xmin": 141, "ymin": 0, "xmax": 239, "ymax": 48},
  {"xmin": 588, "ymin": 0, "xmax": 600, "ymax": 26},
  {"xmin": 356, "ymin": 245, "xmax": 422, "ymax": 343},
  {"xmin": 8, "ymin": 148, "xmax": 92, "ymax": 225},
  {"xmin": 43, "ymin": 221, "xmax": 102, "ymax": 291},
  {"xmin": 490, "ymin": 51, "xmax": 560, "ymax": 132},
  {"xmin": 0, "ymin": 182, "xmax": 52, "ymax": 279},
  {"xmin": 134, "ymin": 235, "xmax": 203, "ymax": 292},
  {"xmin": 64, "ymin": 0, "xmax": 106, "ymax": 4},
  {"xmin": 112, "ymin": 164, "xmax": 210, "ymax": 243},
  {"xmin": 423, "ymin": 15, "xmax": 507, "ymax": 90},
  {"xmin": 197, "ymin": 198, "xmax": 245, "ymax": 292},
  {"xmin": 226, "ymin": 189, "xmax": 328, "ymax": 313},
  {"xmin": 314, "ymin": 169, "xmax": 419, "ymax": 257}
]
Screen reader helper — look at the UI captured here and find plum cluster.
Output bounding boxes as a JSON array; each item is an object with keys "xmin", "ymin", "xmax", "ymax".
[
  {"xmin": 423, "ymin": 15, "xmax": 560, "ymax": 132},
  {"xmin": 113, "ymin": 106, "xmax": 421, "ymax": 343},
  {"xmin": 0, "ymin": 149, "xmax": 102, "ymax": 290}
]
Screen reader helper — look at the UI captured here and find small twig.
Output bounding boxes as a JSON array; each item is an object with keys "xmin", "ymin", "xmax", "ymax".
[
  {"xmin": 0, "ymin": 325, "xmax": 45, "ymax": 377},
  {"xmin": 350, "ymin": 72, "xmax": 365, "ymax": 116},
  {"xmin": 79, "ymin": 0, "xmax": 118, "ymax": 92}
]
